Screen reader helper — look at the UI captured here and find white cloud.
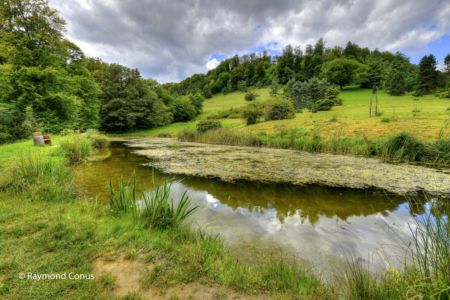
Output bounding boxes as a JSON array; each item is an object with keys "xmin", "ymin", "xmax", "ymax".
[
  {"xmin": 206, "ymin": 58, "xmax": 220, "ymax": 70},
  {"xmin": 49, "ymin": 0, "xmax": 450, "ymax": 82}
]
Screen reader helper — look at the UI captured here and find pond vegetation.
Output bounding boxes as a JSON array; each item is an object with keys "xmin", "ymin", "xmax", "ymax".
[{"xmin": 2, "ymin": 136, "xmax": 447, "ymax": 299}]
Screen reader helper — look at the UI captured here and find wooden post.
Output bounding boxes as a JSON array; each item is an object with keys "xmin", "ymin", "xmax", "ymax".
[
  {"xmin": 369, "ymin": 94, "xmax": 373, "ymax": 117},
  {"xmin": 374, "ymin": 87, "xmax": 378, "ymax": 116}
]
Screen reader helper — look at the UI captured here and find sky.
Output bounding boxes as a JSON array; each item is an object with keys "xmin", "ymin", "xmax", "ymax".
[{"xmin": 49, "ymin": 0, "xmax": 450, "ymax": 83}]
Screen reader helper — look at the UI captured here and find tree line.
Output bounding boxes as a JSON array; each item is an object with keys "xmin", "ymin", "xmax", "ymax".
[
  {"xmin": 168, "ymin": 40, "xmax": 450, "ymax": 98},
  {"xmin": 0, "ymin": 0, "xmax": 203, "ymax": 143},
  {"xmin": 1, "ymin": 0, "xmax": 449, "ymax": 144}
]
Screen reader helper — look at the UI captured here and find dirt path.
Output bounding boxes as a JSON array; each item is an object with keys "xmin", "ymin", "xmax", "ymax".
[{"xmin": 115, "ymin": 137, "xmax": 450, "ymax": 196}]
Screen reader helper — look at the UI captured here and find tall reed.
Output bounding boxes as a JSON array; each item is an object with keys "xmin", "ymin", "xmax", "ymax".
[
  {"xmin": 140, "ymin": 183, "xmax": 198, "ymax": 229},
  {"xmin": 108, "ymin": 174, "xmax": 198, "ymax": 228}
]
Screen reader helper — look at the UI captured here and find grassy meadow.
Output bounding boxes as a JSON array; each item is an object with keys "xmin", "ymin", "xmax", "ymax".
[{"xmin": 114, "ymin": 87, "xmax": 450, "ymax": 141}]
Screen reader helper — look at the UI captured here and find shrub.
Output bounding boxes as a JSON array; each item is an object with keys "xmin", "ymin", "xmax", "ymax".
[
  {"xmin": 310, "ymin": 99, "xmax": 335, "ymax": 112},
  {"xmin": 60, "ymin": 134, "xmax": 92, "ymax": 164},
  {"xmin": 196, "ymin": 120, "xmax": 222, "ymax": 133},
  {"xmin": 243, "ymin": 106, "xmax": 263, "ymax": 125},
  {"xmin": 439, "ymin": 88, "xmax": 450, "ymax": 98},
  {"xmin": 265, "ymin": 100, "xmax": 295, "ymax": 121},
  {"xmin": 172, "ymin": 97, "xmax": 198, "ymax": 122},
  {"xmin": 244, "ymin": 92, "xmax": 258, "ymax": 101}
]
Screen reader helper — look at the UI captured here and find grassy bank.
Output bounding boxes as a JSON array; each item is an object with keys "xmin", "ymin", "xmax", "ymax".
[
  {"xmin": 0, "ymin": 136, "xmax": 448, "ymax": 299},
  {"xmin": 178, "ymin": 129, "xmax": 450, "ymax": 167}
]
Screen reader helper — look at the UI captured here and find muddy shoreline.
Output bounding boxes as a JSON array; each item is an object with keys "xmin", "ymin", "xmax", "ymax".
[{"xmin": 112, "ymin": 137, "xmax": 450, "ymax": 197}]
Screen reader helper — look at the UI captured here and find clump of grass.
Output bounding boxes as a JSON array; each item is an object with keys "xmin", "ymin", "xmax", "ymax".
[
  {"xmin": 108, "ymin": 174, "xmax": 138, "ymax": 218},
  {"xmin": 379, "ymin": 132, "xmax": 425, "ymax": 162},
  {"xmin": 342, "ymin": 258, "xmax": 403, "ymax": 299},
  {"xmin": 88, "ymin": 134, "xmax": 109, "ymax": 149},
  {"xmin": 140, "ymin": 183, "xmax": 198, "ymax": 229},
  {"xmin": 408, "ymin": 198, "xmax": 449, "ymax": 297},
  {"xmin": 60, "ymin": 134, "xmax": 92, "ymax": 164},
  {"xmin": 157, "ymin": 132, "xmax": 172, "ymax": 138},
  {"xmin": 98, "ymin": 273, "xmax": 116, "ymax": 291},
  {"xmin": 0, "ymin": 154, "xmax": 73, "ymax": 201},
  {"xmin": 108, "ymin": 174, "xmax": 198, "ymax": 229}
]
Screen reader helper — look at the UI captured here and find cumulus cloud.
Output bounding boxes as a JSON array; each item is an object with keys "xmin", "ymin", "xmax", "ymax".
[
  {"xmin": 206, "ymin": 58, "xmax": 220, "ymax": 70},
  {"xmin": 49, "ymin": 0, "xmax": 450, "ymax": 82}
]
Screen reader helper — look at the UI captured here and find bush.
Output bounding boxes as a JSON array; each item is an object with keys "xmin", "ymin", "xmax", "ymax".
[
  {"xmin": 60, "ymin": 134, "xmax": 92, "ymax": 164},
  {"xmin": 310, "ymin": 99, "xmax": 335, "ymax": 112},
  {"xmin": 243, "ymin": 107, "xmax": 263, "ymax": 125},
  {"xmin": 439, "ymin": 88, "xmax": 450, "ymax": 98},
  {"xmin": 265, "ymin": 100, "xmax": 295, "ymax": 121},
  {"xmin": 244, "ymin": 92, "xmax": 258, "ymax": 101},
  {"xmin": 196, "ymin": 120, "xmax": 222, "ymax": 133},
  {"xmin": 172, "ymin": 97, "xmax": 198, "ymax": 122}
]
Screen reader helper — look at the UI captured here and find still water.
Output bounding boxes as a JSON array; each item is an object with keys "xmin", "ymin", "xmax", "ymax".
[{"xmin": 74, "ymin": 143, "xmax": 425, "ymax": 274}]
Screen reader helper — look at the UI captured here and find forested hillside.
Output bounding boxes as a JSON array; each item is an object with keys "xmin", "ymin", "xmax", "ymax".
[{"xmin": 1, "ymin": 0, "xmax": 449, "ymax": 144}]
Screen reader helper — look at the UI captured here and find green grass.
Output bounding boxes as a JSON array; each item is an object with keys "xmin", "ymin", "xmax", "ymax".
[
  {"xmin": 0, "ymin": 138, "xmax": 332, "ymax": 298},
  {"xmin": 112, "ymin": 87, "xmax": 449, "ymax": 149},
  {"xmin": 108, "ymin": 174, "xmax": 198, "ymax": 229},
  {"xmin": 0, "ymin": 137, "xmax": 448, "ymax": 299}
]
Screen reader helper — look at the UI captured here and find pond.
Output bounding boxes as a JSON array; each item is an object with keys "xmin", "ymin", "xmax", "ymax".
[{"xmin": 74, "ymin": 142, "xmax": 429, "ymax": 276}]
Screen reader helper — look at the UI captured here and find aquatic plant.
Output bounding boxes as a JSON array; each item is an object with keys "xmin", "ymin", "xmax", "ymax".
[
  {"xmin": 140, "ymin": 183, "xmax": 198, "ymax": 229},
  {"xmin": 108, "ymin": 174, "xmax": 198, "ymax": 228},
  {"xmin": 408, "ymin": 198, "xmax": 449, "ymax": 297},
  {"xmin": 108, "ymin": 174, "xmax": 138, "ymax": 218}
]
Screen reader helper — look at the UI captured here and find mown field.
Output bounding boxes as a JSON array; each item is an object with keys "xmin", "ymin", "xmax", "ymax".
[{"xmin": 115, "ymin": 87, "xmax": 450, "ymax": 141}]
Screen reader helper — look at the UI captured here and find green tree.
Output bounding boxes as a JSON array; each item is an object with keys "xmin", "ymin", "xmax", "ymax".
[
  {"xmin": 320, "ymin": 58, "xmax": 365, "ymax": 89},
  {"xmin": 386, "ymin": 59, "xmax": 407, "ymax": 95},
  {"xmin": 265, "ymin": 100, "xmax": 295, "ymax": 120},
  {"xmin": 364, "ymin": 57, "xmax": 384, "ymax": 89},
  {"xmin": 172, "ymin": 97, "xmax": 197, "ymax": 122},
  {"xmin": 417, "ymin": 55, "xmax": 438, "ymax": 94}
]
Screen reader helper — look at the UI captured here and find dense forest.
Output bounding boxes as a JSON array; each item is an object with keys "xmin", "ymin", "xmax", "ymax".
[{"xmin": 1, "ymin": 0, "xmax": 449, "ymax": 143}]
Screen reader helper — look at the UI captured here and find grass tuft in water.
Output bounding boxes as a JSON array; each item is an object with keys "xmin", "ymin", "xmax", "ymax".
[
  {"xmin": 141, "ymin": 183, "xmax": 198, "ymax": 229},
  {"xmin": 108, "ymin": 173, "xmax": 138, "ymax": 218},
  {"xmin": 108, "ymin": 173, "xmax": 198, "ymax": 228},
  {"xmin": 408, "ymin": 197, "xmax": 449, "ymax": 297}
]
